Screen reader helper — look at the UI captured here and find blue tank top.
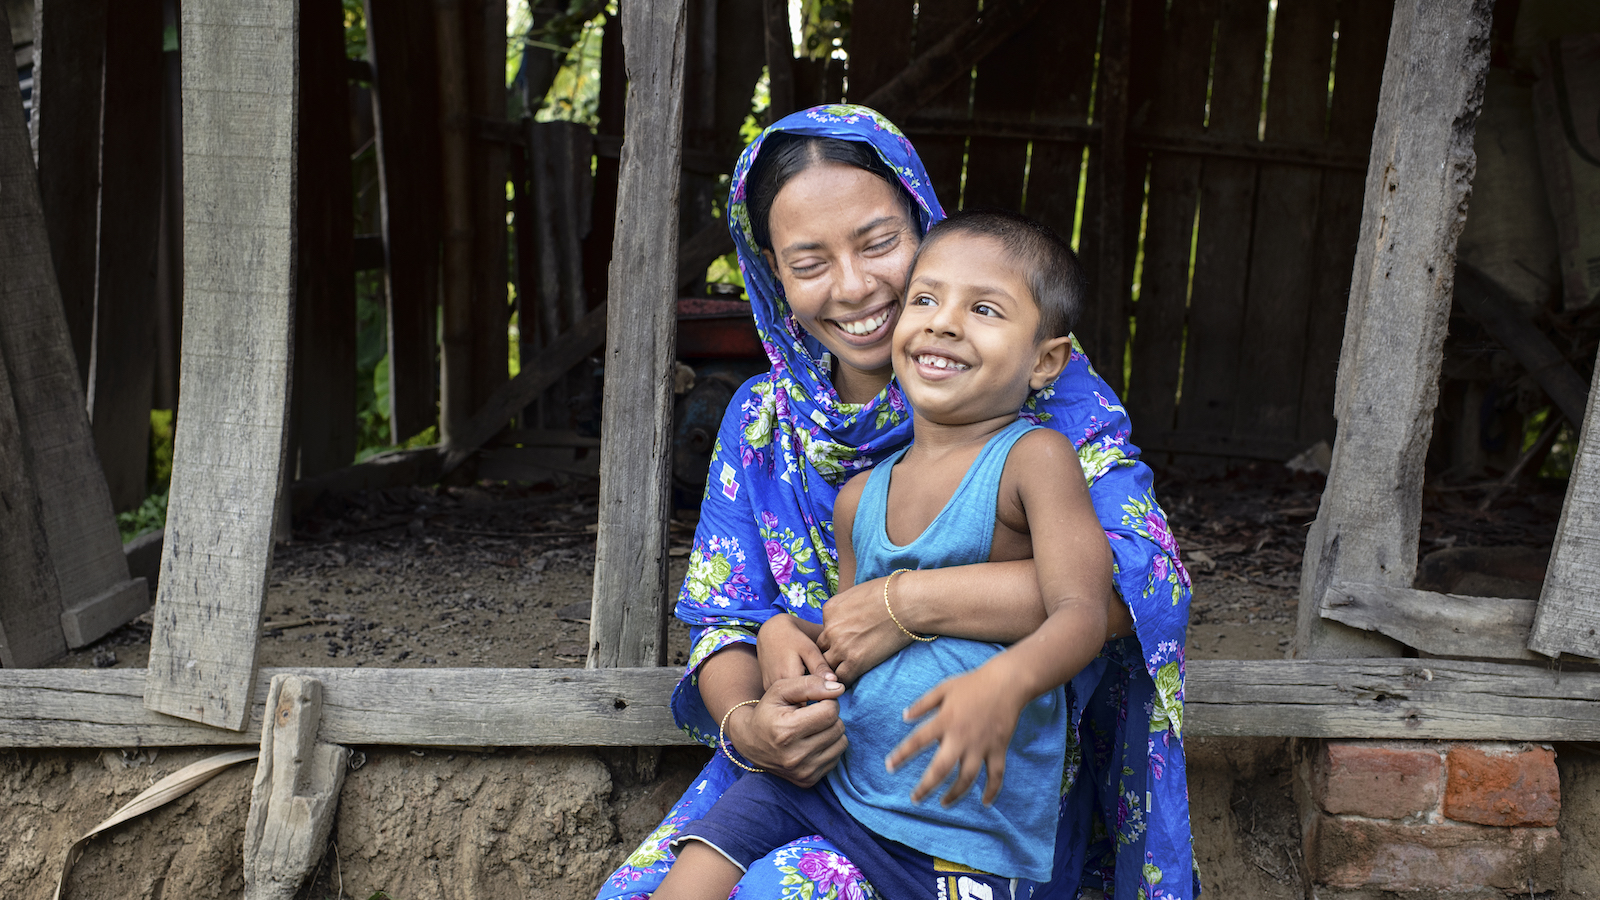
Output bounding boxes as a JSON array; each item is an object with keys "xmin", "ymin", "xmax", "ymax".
[{"xmin": 827, "ymin": 417, "xmax": 1067, "ymax": 883}]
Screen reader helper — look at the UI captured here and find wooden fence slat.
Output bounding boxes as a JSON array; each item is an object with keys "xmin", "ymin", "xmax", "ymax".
[
  {"xmin": 89, "ymin": 0, "xmax": 165, "ymax": 514},
  {"xmin": 5, "ymin": 660, "xmax": 1600, "ymax": 748},
  {"xmin": 906, "ymin": 0, "xmax": 977, "ymax": 207},
  {"xmin": 0, "ymin": 333, "xmax": 67, "ymax": 667},
  {"xmin": 846, "ymin": 0, "xmax": 914, "ymax": 101},
  {"xmin": 0, "ymin": 2, "xmax": 145, "ymax": 660},
  {"xmin": 960, "ymin": 13, "xmax": 1038, "ymax": 211},
  {"xmin": 143, "ymin": 0, "xmax": 299, "ymax": 730},
  {"xmin": 466, "ymin": 0, "xmax": 511, "ymax": 424},
  {"xmin": 1172, "ymin": 0, "xmax": 1269, "ymax": 454},
  {"xmin": 1298, "ymin": 0, "xmax": 1493, "ymax": 659},
  {"xmin": 1322, "ymin": 582, "xmax": 1540, "ymax": 662},
  {"xmin": 1529, "ymin": 356, "xmax": 1600, "ymax": 660},
  {"xmin": 1086, "ymin": 0, "xmax": 1134, "ymax": 393},
  {"xmin": 29, "ymin": 0, "xmax": 108, "ymax": 386},
  {"xmin": 1231, "ymin": 0, "xmax": 1338, "ymax": 446},
  {"xmin": 292, "ymin": 0, "xmax": 357, "ymax": 479},
  {"xmin": 1126, "ymin": 0, "xmax": 1219, "ymax": 437},
  {"xmin": 435, "ymin": 0, "xmax": 475, "ymax": 444},
  {"xmin": 1295, "ymin": 0, "xmax": 1393, "ymax": 447},
  {"xmin": 367, "ymin": 0, "xmax": 443, "ymax": 443},
  {"xmin": 1015, "ymin": 0, "xmax": 1099, "ymax": 263},
  {"xmin": 586, "ymin": 0, "xmax": 687, "ymax": 670}
]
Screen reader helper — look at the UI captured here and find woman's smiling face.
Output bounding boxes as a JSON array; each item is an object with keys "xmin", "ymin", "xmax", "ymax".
[{"xmin": 763, "ymin": 161, "xmax": 919, "ymax": 404}]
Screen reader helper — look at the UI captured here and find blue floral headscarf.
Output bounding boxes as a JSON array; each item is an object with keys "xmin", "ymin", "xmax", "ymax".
[{"xmin": 653, "ymin": 105, "xmax": 1197, "ymax": 900}]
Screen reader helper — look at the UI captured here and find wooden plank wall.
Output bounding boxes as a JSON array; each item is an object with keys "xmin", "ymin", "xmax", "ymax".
[{"xmin": 850, "ymin": 0, "xmax": 1396, "ymax": 461}]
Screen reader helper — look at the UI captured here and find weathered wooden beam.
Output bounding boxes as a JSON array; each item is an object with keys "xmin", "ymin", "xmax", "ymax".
[
  {"xmin": 588, "ymin": 0, "xmax": 687, "ymax": 671},
  {"xmin": 0, "ymin": 0, "xmax": 146, "ymax": 660},
  {"xmin": 1529, "ymin": 355, "xmax": 1600, "ymax": 660},
  {"xmin": 1, "ymin": 667, "xmax": 690, "ymax": 748},
  {"xmin": 1455, "ymin": 262, "xmax": 1590, "ymax": 429},
  {"xmin": 440, "ymin": 303, "xmax": 608, "ymax": 473},
  {"xmin": 856, "ymin": 0, "xmax": 1048, "ymax": 125},
  {"xmin": 465, "ymin": 0, "xmax": 511, "ymax": 428},
  {"xmin": 761, "ymin": 0, "xmax": 795, "ymax": 121},
  {"xmin": 28, "ymin": 0, "xmax": 108, "ymax": 384},
  {"xmin": 144, "ymin": 0, "xmax": 299, "ymax": 730},
  {"xmin": 5, "ymin": 660, "xmax": 1600, "ymax": 748},
  {"xmin": 1298, "ymin": 0, "xmax": 1493, "ymax": 659},
  {"xmin": 1184, "ymin": 659, "xmax": 1600, "ymax": 741},
  {"xmin": 243, "ymin": 676, "xmax": 346, "ymax": 900},
  {"xmin": 435, "ymin": 0, "xmax": 475, "ymax": 445},
  {"xmin": 1321, "ymin": 582, "xmax": 1540, "ymax": 662}
]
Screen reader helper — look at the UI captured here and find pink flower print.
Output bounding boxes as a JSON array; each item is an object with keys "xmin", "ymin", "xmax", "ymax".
[
  {"xmin": 1152, "ymin": 553, "xmax": 1169, "ymax": 583},
  {"xmin": 1144, "ymin": 511, "xmax": 1178, "ymax": 556},
  {"xmin": 887, "ymin": 384, "xmax": 907, "ymax": 414},
  {"xmin": 796, "ymin": 850, "xmax": 862, "ymax": 896},
  {"xmin": 760, "ymin": 510, "xmax": 779, "ymax": 529},
  {"xmin": 766, "ymin": 540, "xmax": 795, "ymax": 584}
]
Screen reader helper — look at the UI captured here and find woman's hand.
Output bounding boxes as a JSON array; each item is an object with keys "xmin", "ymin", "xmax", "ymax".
[
  {"xmin": 885, "ymin": 664, "xmax": 1030, "ymax": 807},
  {"xmin": 726, "ymin": 674, "xmax": 850, "ymax": 787},
  {"xmin": 757, "ymin": 613, "xmax": 833, "ymax": 691},
  {"xmin": 816, "ymin": 574, "xmax": 914, "ymax": 684}
]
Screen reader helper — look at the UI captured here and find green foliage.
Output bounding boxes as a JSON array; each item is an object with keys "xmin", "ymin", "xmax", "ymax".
[
  {"xmin": 795, "ymin": 0, "xmax": 850, "ymax": 60},
  {"xmin": 117, "ymin": 490, "xmax": 168, "ymax": 543},
  {"xmin": 149, "ymin": 409, "xmax": 176, "ymax": 486},
  {"xmin": 342, "ymin": 0, "xmax": 368, "ymax": 60},
  {"xmin": 532, "ymin": 6, "xmax": 608, "ymax": 124}
]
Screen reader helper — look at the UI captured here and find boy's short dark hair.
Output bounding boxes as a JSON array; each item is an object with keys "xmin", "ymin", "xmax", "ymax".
[{"xmin": 908, "ymin": 209, "xmax": 1086, "ymax": 340}]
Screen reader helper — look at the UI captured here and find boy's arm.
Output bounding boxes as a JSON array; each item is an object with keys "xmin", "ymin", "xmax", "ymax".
[
  {"xmin": 755, "ymin": 473, "xmax": 868, "ymax": 688},
  {"xmin": 887, "ymin": 429, "xmax": 1114, "ymax": 806}
]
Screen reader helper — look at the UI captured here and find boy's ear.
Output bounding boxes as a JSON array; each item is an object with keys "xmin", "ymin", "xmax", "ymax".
[{"xmin": 1030, "ymin": 335, "xmax": 1074, "ymax": 390}]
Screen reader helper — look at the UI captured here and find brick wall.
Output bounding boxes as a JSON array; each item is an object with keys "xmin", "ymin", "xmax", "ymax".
[{"xmin": 1302, "ymin": 741, "xmax": 1562, "ymax": 894}]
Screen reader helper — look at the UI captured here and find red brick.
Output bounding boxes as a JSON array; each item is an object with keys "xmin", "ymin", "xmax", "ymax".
[
  {"xmin": 1444, "ymin": 744, "xmax": 1560, "ymax": 827},
  {"xmin": 1310, "ymin": 815, "xmax": 1561, "ymax": 891},
  {"xmin": 1316, "ymin": 742, "xmax": 1443, "ymax": 819}
]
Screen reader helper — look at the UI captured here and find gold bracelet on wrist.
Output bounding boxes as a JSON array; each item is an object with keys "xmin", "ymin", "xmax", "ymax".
[
  {"xmin": 884, "ymin": 568, "xmax": 937, "ymax": 642},
  {"xmin": 718, "ymin": 698, "xmax": 765, "ymax": 773}
]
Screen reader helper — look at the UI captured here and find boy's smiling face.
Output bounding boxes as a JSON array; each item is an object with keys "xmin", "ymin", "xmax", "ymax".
[{"xmin": 894, "ymin": 233, "xmax": 1068, "ymax": 427}]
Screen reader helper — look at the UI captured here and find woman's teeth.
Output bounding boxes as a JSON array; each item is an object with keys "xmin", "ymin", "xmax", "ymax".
[
  {"xmin": 838, "ymin": 310, "xmax": 890, "ymax": 336},
  {"xmin": 915, "ymin": 354, "xmax": 968, "ymax": 371}
]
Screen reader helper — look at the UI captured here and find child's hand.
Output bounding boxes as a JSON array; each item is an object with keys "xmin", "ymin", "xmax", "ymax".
[
  {"xmin": 885, "ymin": 664, "xmax": 1029, "ymax": 807},
  {"xmin": 757, "ymin": 614, "xmax": 833, "ymax": 691}
]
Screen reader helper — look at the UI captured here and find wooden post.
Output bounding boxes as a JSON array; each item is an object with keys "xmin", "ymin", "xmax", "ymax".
[
  {"xmin": 144, "ymin": 0, "xmax": 298, "ymax": 730},
  {"xmin": 1295, "ymin": 0, "xmax": 1493, "ymax": 660},
  {"xmin": 0, "ymin": 0, "xmax": 147, "ymax": 660},
  {"xmin": 28, "ymin": 0, "xmax": 108, "ymax": 386},
  {"xmin": 366, "ymin": 0, "xmax": 443, "ymax": 443},
  {"xmin": 242, "ymin": 675, "xmax": 347, "ymax": 900},
  {"xmin": 762, "ymin": 0, "xmax": 794, "ymax": 122},
  {"xmin": 587, "ymin": 0, "xmax": 687, "ymax": 670},
  {"xmin": 0, "ymin": 336, "xmax": 68, "ymax": 668},
  {"xmin": 89, "ymin": 0, "xmax": 166, "ymax": 512},
  {"xmin": 1529, "ymin": 359, "xmax": 1600, "ymax": 660},
  {"xmin": 292, "ymin": 0, "xmax": 357, "ymax": 478}
]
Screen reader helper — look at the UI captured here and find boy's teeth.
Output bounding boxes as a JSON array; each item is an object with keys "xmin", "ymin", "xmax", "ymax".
[
  {"xmin": 915, "ymin": 353, "xmax": 968, "ymax": 371},
  {"xmin": 839, "ymin": 310, "xmax": 889, "ymax": 336}
]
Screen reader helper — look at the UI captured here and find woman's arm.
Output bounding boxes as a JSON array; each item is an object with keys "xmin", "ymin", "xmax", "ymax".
[
  {"xmin": 699, "ymin": 645, "xmax": 847, "ymax": 787},
  {"xmin": 818, "ymin": 560, "xmax": 1133, "ymax": 684}
]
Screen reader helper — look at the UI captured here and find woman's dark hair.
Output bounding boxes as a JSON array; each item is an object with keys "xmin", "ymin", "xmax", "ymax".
[{"xmin": 746, "ymin": 133, "xmax": 923, "ymax": 250}]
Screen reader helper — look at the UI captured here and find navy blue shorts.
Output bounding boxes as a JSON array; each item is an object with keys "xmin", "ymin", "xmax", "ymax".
[{"xmin": 674, "ymin": 773, "xmax": 1032, "ymax": 900}]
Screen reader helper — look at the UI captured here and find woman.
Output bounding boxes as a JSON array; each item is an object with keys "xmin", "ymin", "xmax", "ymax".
[{"xmin": 599, "ymin": 106, "xmax": 1195, "ymax": 900}]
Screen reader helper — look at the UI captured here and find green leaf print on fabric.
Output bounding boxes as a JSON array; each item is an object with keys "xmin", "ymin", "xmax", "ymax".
[{"xmin": 1151, "ymin": 661, "xmax": 1183, "ymax": 738}]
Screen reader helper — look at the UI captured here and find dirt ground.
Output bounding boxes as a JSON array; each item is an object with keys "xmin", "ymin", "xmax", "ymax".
[{"xmin": 7, "ymin": 462, "xmax": 1596, "ymax": 899}]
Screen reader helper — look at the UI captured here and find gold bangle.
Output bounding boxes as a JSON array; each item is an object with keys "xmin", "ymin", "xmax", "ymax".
[
  {"xmin": 884, "ymin": 568, "xmax": 937, "ymax": 642},
  {"xmin": 719, "ymin": 698, "xmax": 765, "ymax": 773}
]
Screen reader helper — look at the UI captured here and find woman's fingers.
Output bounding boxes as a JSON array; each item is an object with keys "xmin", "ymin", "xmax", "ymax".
[
  {"xmin": 771, "ymin": 672, "xmax": 846, "ymax": 707},
  {"xmin": 798, "ymin": 640, "xmax": 835, "ymax": 679}
]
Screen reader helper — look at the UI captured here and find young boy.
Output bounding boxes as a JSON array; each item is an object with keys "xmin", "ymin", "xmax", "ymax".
[{"xmin": 655, "ymin": 210, "xmax": 1116, "ymax": 900}]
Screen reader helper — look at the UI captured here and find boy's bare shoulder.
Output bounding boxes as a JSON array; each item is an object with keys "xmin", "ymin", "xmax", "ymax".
[
  {"xmin": 1010, "ymin": 426, "xmax": 1081, "ymax": 464},
  {"xmin": 836, "ymin": 469, "xmax": 872, "ymax": 507}
]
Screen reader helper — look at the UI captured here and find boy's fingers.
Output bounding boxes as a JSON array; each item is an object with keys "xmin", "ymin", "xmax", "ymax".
[
  {"xmin": 981, "ymin": 755, "xmax": 1006, "ymax": 806},
  {"xmin": 902, "ymin": 684, "xmax": 946, "ymax": 722},
  {"xmin": 911, "ymin": 745, "xmax": 958, "ymax": 804},
  {"xmin": 942, "ymin": 755, "xmax": 980, "ymax": 807},
  {"xmin": 885, "ymin": 719, "xmax": 940, "ymax": 773}
]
